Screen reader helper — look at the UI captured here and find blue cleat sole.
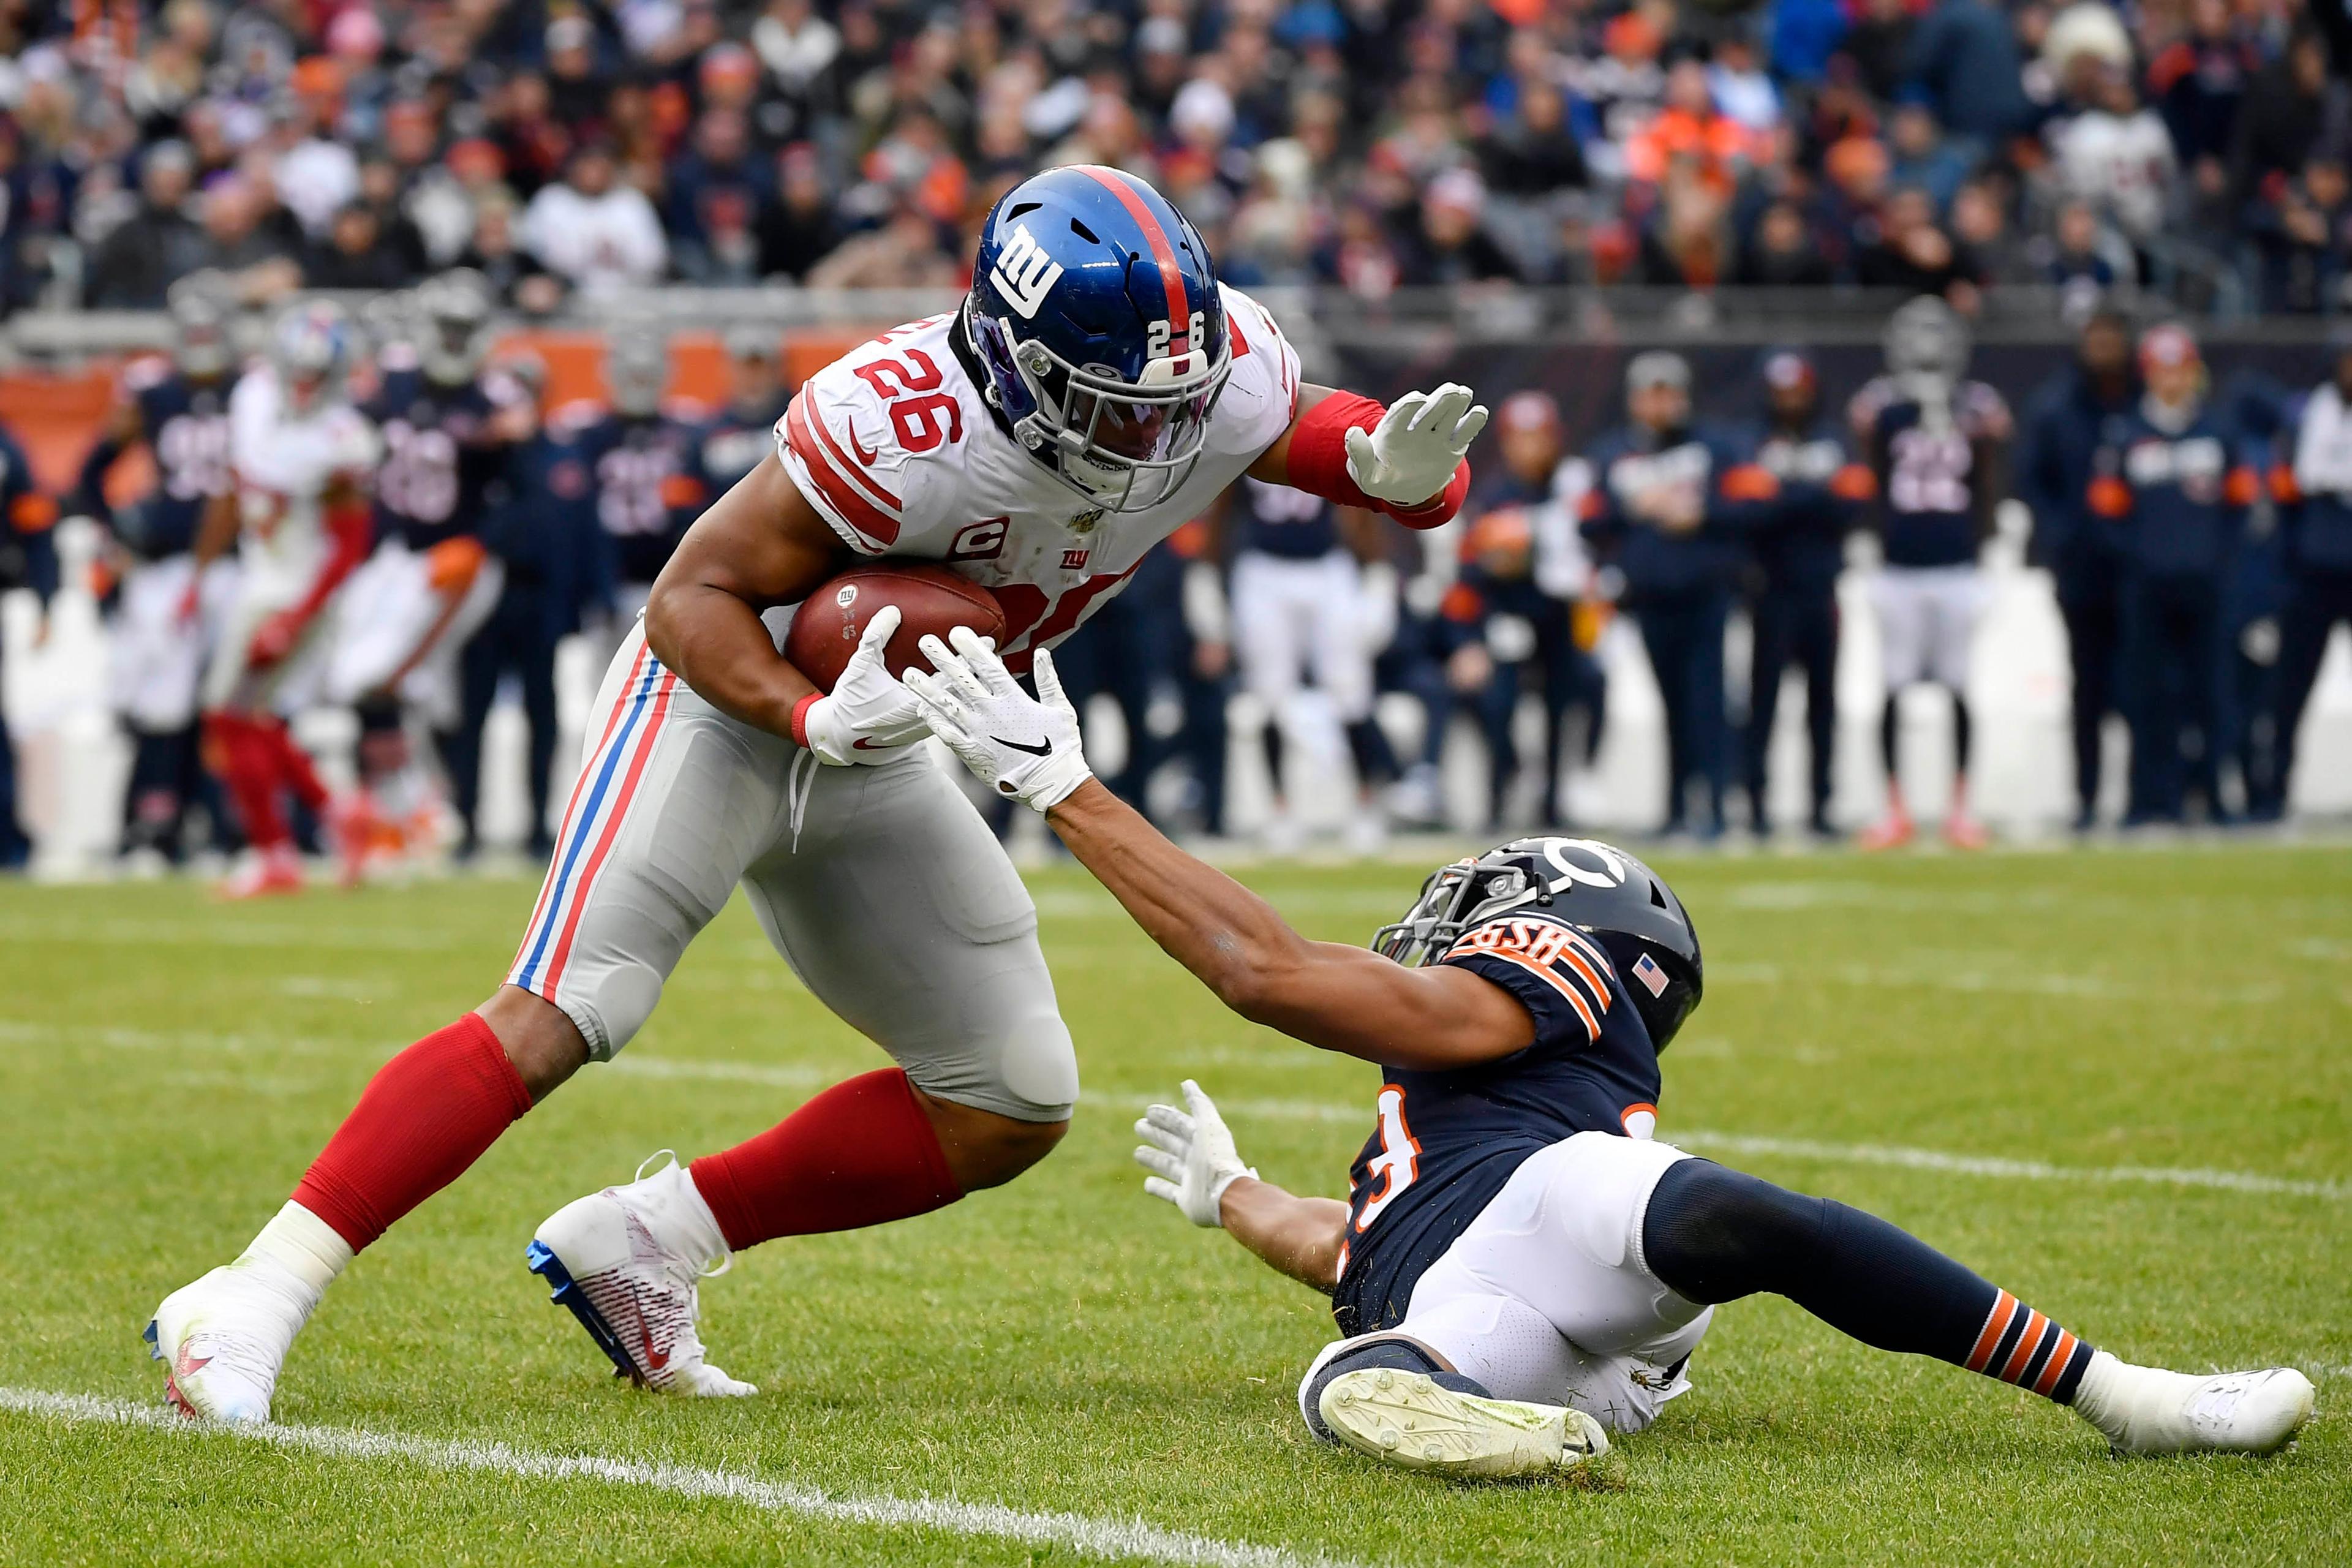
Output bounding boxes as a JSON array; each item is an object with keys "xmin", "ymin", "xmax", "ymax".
[
  {"xmin": 526, "ymin": 1239, "xmax": 641, "ymax": 1384},
  {"xmin": 142, "ymin": 1319, "xmax": 159, "ymax": 1360}
]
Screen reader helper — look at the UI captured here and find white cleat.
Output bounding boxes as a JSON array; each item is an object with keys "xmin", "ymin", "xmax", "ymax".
[
  {"xmin": 2073, "ymin": 1351, "xmax": 2316, "ymax": 1455},
  {"xmin": 526, "ymin": 1152, "xmax": 755, "ymax": 1397},
  {"xmin": 1319, "ymin": 1367, "xmax": 1609, "ymax": 1479},
  {"xmin": 144, "ymin": 1257, "xmax": 315, "ymax": 1423}
]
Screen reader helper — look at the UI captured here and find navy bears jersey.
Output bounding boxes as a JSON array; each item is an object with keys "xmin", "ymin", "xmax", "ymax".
[
  {"xmin": 365, "ymin": 365, "xmax": 526, "ymax": 550},
  {"xmin": 124, "ymin": 361, "xmax": 235, "ymax": 558},
  {"xmin": 694, "ymin": 396, "xmax": 791, "ymax": 499},
  {"xmin": 2087, "ymin": 404, "xmax": 2255, "ymax": 578},
  {"xmin": 1849, "ymin": 378, "xmax": 2011, "ymax": 568},
  {"xmin": 1331, "ymin": 908, "xmax": 1665, "ymax": 1337},
  {"xmin": 1231, "ymin": 474, "xmax": 1339, "ymax": 559},
  {"xmin": 576, "ymin": 410, "xmax": 706, "ymax": 587}
]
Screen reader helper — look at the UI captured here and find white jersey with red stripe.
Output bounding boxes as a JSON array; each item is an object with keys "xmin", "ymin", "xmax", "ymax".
[
  {"xmin": 775, "ymin": 287, "xmax": 1300, "ymax": 666},
  {"xmin": 227, "ymin": 364, "xmax": 379, "ymax": 598}
]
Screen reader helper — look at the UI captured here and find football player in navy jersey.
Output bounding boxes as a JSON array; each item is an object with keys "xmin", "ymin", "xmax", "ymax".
[
  {"xmin": 693, "ymin": 326, "xmax": 793, "ymax": 500},
  {"xmin": 579, "ymin": 328, "xmax": 707, "ymax": 657},
  {"xmin": 910, "ymin": 628, "xmax": 2316, "ymax": 1479},
  {"xmin": 1580, "ymin": 353, "xmax": 1779, "ymax": 840},
  {"xmin": 1738, "ymin": 351, "xmax": 1873, "ymax": 838},
  {"xmin": 2086, "ymin": 326, "xmax": 2255, "ymax": 826},
  {"xmin": 331, "ymin": 270, "xmax": 529, "ymax": 875},
  {"xmin": 79, "ymin": 288, "xmax": 238, "ymax": 864},
  {"xmin": 1850, "ymin": 297, "xmax": 2010, "ymax": 850}
]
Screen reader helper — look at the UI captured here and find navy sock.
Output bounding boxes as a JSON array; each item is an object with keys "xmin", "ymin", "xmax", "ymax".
[{"xmin": 1643, "ymin": 1159, "xmax": 2093, "ymax": 1403}]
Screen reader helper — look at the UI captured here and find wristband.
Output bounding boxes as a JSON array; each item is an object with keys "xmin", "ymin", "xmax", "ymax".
[{"xmin": 790, "ymin": 690, "xmax": 823, "ymax": 749}]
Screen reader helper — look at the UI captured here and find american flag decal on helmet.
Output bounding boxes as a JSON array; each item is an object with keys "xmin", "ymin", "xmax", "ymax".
[{"xmin": 1632, "ymin": 952, "xmax": 1668, "ymax": 998}]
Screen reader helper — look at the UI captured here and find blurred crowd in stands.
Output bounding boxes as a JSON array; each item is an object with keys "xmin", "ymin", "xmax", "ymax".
[{"xmin": 4, "ymin": 0, "xmax": 2351, "ymax": 320}]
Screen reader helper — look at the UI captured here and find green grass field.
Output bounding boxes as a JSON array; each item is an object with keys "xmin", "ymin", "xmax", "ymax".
[{"xmin": 2, "ymin": 844, "xmax": 2346, "ymax": 1566}]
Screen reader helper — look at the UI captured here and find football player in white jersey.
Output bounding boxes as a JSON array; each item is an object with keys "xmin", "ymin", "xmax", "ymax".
[
  {"xmin": 190, "ymin": 300, "xmax": 379, "ymax": 899},
  {"xmin": 147, "ymin": 165, "xmax": 1490, "ymax": 1419}
]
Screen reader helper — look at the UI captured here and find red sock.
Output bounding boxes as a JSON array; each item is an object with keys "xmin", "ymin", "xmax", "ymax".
[
  {"xmin": 292, "ymin": 1014, "xmax": 533, "ymax": 1251},
  {"xmin": 205, "ymin": 713, "xmax": 288, "ymax": 850},
  {"xmin": 688, "ymin": 1069, "xmax": 963, "ymax": 1251},
  {"xmin": 266, "ymin": 718, "xmax": 331, "ymax": 815}
]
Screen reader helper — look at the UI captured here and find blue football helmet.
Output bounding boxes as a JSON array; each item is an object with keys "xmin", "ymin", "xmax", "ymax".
[{"xmin": 966, "ymin": 165, "xmax": 1231, "ymax": 513}]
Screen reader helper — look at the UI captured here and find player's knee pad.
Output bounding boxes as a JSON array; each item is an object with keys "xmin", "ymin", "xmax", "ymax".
[
  {"xmin": 1641, "ymin": 1158, "xmax": 1829, "ymax": 1305},
  {"xmin": 1297, "ymin": 1336, "xmax": 1493, "ymax": 1444},
  {"xmin": 902, "ymin": 1008, "xmax": 1079, "ymax": 1125}
]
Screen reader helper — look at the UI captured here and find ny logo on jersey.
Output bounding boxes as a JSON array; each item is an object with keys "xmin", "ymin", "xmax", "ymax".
[
  {"xmin": 989, "ymin": 224, "xmax": 1065, "ymax": 320},
  {"xmin": 1060, "ymin": 548, "xmax": 1090, "ymax": 571}
]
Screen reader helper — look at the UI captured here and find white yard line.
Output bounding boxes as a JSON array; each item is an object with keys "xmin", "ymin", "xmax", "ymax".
[
  {"xmin": 1669, "ymin": 1131, "xmax": 2349, "ymax": 1200},
  {"xmin": 0, "ymin": 1387, "xmax": 1363, "ymax": 1568},
  {"xmin": 1198, "ymin": 1099, "xmax": 2348, "ymax": 1200}
]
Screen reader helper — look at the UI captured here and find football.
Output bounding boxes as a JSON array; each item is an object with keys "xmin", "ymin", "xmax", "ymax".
[{"xmin": 782, "ymin": 561, "xmax": 1008, "ymax": 690}]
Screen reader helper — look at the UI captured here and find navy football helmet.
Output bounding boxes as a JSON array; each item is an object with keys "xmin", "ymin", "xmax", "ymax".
[
  {"xmin": 966, "ymin": 165, "xmax": 1231, "ymax": 513},
  {"xmin": 1374, "ymin": 837, "xmax": 1705, "ymax": 1050}
]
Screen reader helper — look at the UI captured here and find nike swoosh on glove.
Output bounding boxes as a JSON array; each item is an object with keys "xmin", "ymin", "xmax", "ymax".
[
  {"xmin": 793, "ymin": 604, "xmax": 931, "ymax": 765},
  {"xmin": 1133, "ymin": 1080, "xmax": 1256, "ymax": 1227},
  {"xmin": 905, "ymin": 627, "xmax": 1093, "ymax": 811},
  {"xmin": 1344, "ymin": 382, "xmax": 1490, "ymax": 507}
]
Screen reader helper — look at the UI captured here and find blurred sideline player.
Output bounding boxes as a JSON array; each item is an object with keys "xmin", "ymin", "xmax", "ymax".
[
  {"xmin": 189, "ymin": 301, "xmax": 378, "ymax": 898},
  {"xmin": 1433, "ymin": 506, "xmax": 1548, "ymax": 832},
  {"xmin": 903, "ymin": 640, "xmax": 2318, "ymax": 1477},
  {"xmin": 329, "ymin": 270, "xmax": 527, "ymax": 876},
  {"xmin": 1739, "ymin": 350, "xmax": 1871, "ymax": 839},
  {"xmin": 447, "ymin": 352, "xmax": 605, "ymax": 859},
  {"xmin": 0, "ymin": 415, "xmax": 58, "ymax": 868},
  {"xmin": 1469, "ymin": 391, "xmax": 1608, "ymax": 829},
  {"xmin": 2086, "ymin": 326, "xmax": 2252, "ymax": 826},
  {"xmin": 695, "ymin": 326, "xmax": 793, "ymax": 498},
  {"xmin": 80, "ymin": 289, "xmax": 238, "ymax": 866},
  {"xmin": 578, "ymin": 327, "xmax": 707, "ymax": 663},
  {"xmin": 1219, "ymin": 475, "xmax": 1398, "ymax": 851},
  {"xmin": 2268, "ymin": 339, "xmax": 2352, "ymax": 816},
  {"xmin": 1849, "ymin": 297, "xmax": 2008, "ymax": 851},
  {"xmin": 1580, "ymin": 353, "xmax": 1772, "ymax": 840},
  {"xmin": 146, "ymin": 165, "xmax": 1486, "ymax": 1421}
]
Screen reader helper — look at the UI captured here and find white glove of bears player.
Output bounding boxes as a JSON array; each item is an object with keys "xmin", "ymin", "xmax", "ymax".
[
  {"xmin": 797, "ymin": 605, "xmax": 932, "ymax": 766},
  {"xmin": 1344, "ymin": 382, "xmax": 1490, "ymax": 507},
  {"xmin": 906, "ymin": 626, "xmax": 1095, "ymax": 811},
  {"xmin": 1134, "ymin": 1080, "xmax": 1257, "ymax": 1228}
]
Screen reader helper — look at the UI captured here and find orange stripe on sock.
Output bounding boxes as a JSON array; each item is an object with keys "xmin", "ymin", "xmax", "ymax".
[
  {"xmin": 1966, "ymin": 1291, "xmax": 2017, "ymax": 1373},
  {"xmin": 1999, "ymin": 1311, "xmax": 2050, "ymax": 1385},
  {"xmin": 2032, "ymin": 1330, "xmax": 2079, "ymax": 1396}
]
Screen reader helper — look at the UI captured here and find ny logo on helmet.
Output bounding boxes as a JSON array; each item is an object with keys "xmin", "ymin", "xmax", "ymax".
[{"xmin": 989, "ymin": 224, "xmax": 1065, "ymax": 320}]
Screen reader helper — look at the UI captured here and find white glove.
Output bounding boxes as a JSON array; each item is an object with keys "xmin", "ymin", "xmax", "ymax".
[
  {"xmin": 905, "ymin": 626, "xmax": 1094, "ymax": 810},
  {"xmin": 1134, "ymin": 1079, "xmax": 1256, "ymax": 1227},
  {"xmin": 1344, "ymin": 382, "xmax": 1490, "ymax": 507},
  {"xmin": 797, "ymin": 604, "xmax": 930, "ymax": 765}
]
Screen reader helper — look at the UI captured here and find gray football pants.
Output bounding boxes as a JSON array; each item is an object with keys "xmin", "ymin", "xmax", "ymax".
[{"xmin": 505, "ymin": 622, "xmax": 1077, "ymax": 1122}]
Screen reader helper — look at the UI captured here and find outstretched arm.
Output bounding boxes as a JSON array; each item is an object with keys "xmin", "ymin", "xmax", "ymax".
[
  {"xmin": 908, "ymin": 630, "xmax": 1534, "ymax": 1072},
  {"xmin": 1134, "ymin": 1080, "xmax": 1347, "ymax": 1292}
]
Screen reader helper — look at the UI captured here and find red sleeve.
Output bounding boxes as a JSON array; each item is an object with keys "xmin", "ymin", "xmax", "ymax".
[{"xmin": 1281, "ymin": 391, "xmax": 1472, "ymax": 529}]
